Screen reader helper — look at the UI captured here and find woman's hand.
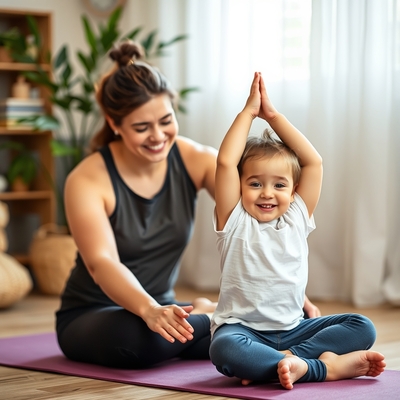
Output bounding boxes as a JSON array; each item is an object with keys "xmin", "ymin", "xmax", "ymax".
[
  {"xmin": 142, "ymin": 304, "xmax": 195, "ymax": 343},
  {"xmin": 303, "ymin": 296, "xmax": 321, "ymax": 318},
  {"xmin": 191, "ymin": 297, "xmax": 217, "ymax": 314}
]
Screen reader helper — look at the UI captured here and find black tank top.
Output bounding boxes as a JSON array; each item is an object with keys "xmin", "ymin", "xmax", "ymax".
[{"xmin": 58, "ymin": 143, "xmax": 197, "ymax": 311}]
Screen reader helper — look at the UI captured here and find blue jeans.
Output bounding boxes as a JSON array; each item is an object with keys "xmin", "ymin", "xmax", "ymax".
[{"xmin": 209, "ymin": 313, "xmax": 376, "ymax": 382}]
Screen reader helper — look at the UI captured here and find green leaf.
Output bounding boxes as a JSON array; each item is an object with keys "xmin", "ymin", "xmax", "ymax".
[
  {"xmin": 154, "ymin": 34, "xmax": 189, "ymax": 57},
  {"xmin": 179, "ymin": 87, "xmax": 200, "ymax": 99},
  {"xmin": 52, "ymin": 95, "xmax": 74, "ymax": 110},
  {"xmin": 24, "ymin": 156, "xmax": 38, "ymax": 183},
  {"xmin": 0, "ymin": 27, "xmax": 26, "ymax": 56},
  {"xmin": 23, "ymin": 70, "xmax": 58, "ymax": 93},
  {"xmin": 177, "ymin": 103, "xmax": 187, "ymax": 114},
  {"xmin": 11, "ymin": 52, "xmax": 35, "ymax": 63},
  {"xmin": 77, "ymin": 51, "xmax": 95, "ymax": 74},
  {"xmin": 176, "ymin": 87, "xmax": 200, "ymax": 114},
  {"xmin": 68, "ymin": 77, "xmax": 81, "ymax": 88},
  {"xmin": 141, "ymin": 30, "xmax": 158, "ymax": 56},
  {"xmin": 82, "ymin": 79, "xmax": 95, "ymax": 95},
  {"xmin": 54, "ymin": 45, "xmax": 68, "ymax": 69},
  {"xmin": 158, "ymin": 34, "xmax": 188, "ymax": 49},
  {"xmin": 16, "ymin": 115, "xmax": 60, "ymax": 131},
  {"xmin": 0, "ymin": 140, "xmax": 26, "ymax": 152},
  {"xmin": 8, "ymin": 154, "xmax": 37, "ymax": 184},
  {"xmin": 0, "ymin": 141, "xmax": 38, "ymax": 184},
  {"xmin": 33, "ymin": 115, "xmax": 61, "ymax": 131},
  {"xmin": 74, "ymin": 96, "xmax": 93, "ymax": 114},
  {"xmin": 51, "ymin": 140, "xmax": 80, "ymax": 157},
  {"xmin": 81, "ymin": 15, "xmax": 98, "ymax": 57},
  {"xmin": 100, "ymin": 29, "xmax": 119, "ymax": 52},
  {"xmin": 26, "ymin": 15, "xmax": 41, "ymax": 48},
  {"xmin": 124, "ymin": 26, "xmax": 142, "ymax": 41},
  {"xmin": 61, "ymin": 63, "xmax": 72, "ymax": 86},
  {"xmin": 107, "ymin": 6, "xmax": 123, "ymax": 31}
]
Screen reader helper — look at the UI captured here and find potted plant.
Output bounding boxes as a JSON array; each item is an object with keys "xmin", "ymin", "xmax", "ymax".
[
  {"xmin": 0, "ymin": 38, "xmax": 13, "ymax": 63},
  {"xmin": 0, "ymin": 141, "xmax": 38, "ymax": 192},
  {"xmin": 0, "ymin": 16, "xmax": 41, "ymax": 63},
  {"xmin": 21, "ymin": 6, "xmax": 197, "ymax": 227}
]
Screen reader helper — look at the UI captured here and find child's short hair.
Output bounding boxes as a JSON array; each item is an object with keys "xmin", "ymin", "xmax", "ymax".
[{"xmin": 238, "ymin": 128, "xmax": 301, "ymax": 185}]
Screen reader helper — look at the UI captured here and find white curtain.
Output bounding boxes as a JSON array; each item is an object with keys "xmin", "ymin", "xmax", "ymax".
[
  {"xmin": 135, "ymin": 0, "xmax": 400, "ymax": 306},
  {"xmin": 306, "ymin": 0, "xmax": 400, "ymax": 306}
]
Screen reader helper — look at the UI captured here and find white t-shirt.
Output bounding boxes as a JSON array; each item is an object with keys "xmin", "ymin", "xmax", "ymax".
[{"xmin": 211, "ymin": 193, "xmax": 315, "ymax": 337}]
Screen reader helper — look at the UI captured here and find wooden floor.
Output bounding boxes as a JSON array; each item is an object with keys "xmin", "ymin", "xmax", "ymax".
[{"xmin": 1, "ymin": 287, "xmax": 399, "ymax": 400}]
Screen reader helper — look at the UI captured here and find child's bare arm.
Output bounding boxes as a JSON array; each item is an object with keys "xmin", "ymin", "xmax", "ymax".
[
  {"xmin": 215, "ymin": 72, "xmax": 261, "ymax": 230},
  {"xmin": 259, "ymin": 75, "xmax": 322, "ymax": 217}
]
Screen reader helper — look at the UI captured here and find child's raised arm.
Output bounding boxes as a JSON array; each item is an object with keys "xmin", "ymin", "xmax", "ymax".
[
  {"xmin": 215, "ymin": 72, "xmax": 261, "ymax": 230},
  {"xmin": 259, "ymin": 75, "xmax": 323, "ymax": 217}
]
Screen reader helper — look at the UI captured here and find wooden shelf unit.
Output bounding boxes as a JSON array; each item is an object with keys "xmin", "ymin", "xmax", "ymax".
[{"xmin": 0, "ymin": 8, "xmax": 55, "ymax": 264}]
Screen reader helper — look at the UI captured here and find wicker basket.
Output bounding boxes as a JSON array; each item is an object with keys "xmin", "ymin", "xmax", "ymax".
[
  {"xmin": 0, "ymin": 252, "xmax": 33, "ymax": 308},
  {"xmin": 0, "ymin": 229, "xmax": 8, "ymax": 253},
  {"xmin": 0, "ymin": 201, "xmax": 9, "ymax": 252},
  {"xmin": 0, "ymin": 201, "xmax": 9, "ymax": 228},
  {"xmin": 29, "ymin": 224, "xmax": 77, "ymax": 295}
]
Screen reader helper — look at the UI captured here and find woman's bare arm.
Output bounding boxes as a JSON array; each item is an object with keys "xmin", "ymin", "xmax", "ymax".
[{"xmin": 64, "ymin": 156, "xmax": 195, "ymax": 344}]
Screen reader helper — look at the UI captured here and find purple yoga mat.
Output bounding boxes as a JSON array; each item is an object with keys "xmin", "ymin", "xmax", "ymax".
[{"xmin": 0, "ymin": 332, "xmax": 397, "ymax": 400}]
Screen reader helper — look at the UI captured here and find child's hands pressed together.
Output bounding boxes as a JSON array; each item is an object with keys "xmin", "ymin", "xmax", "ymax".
[
  {"xmin": 242, "ymin": 72, "xmax": 262, "ymax": 119},
  {"xmin": 258, "ymin": 73, "xmax": 278, "ymax": 123}
]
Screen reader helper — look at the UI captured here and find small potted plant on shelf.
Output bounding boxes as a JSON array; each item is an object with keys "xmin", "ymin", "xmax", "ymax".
[
  {"xmin": 0, "ymin": 141, "xmax": 38, "ymax": 192},
  {"xmin": 0, "ymin": 15, "xmax": 40, "ymax": 63},
  {"xmin": 0, "ymin": 38, "xmax": 13, "ymax": 63}
]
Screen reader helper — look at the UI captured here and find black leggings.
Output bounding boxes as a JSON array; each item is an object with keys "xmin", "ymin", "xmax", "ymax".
[{"xmin": 56, "ymin": 305, "xmax": 211, "ymax": 368}]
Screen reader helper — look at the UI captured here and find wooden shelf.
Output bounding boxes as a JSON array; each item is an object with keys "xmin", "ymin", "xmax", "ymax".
[
  {"xmin": 0, "ymin": 190, "xmax": 53, "ymax": 201},
  {"xmin": 0, "ymin": 8, "xmax": 55, "ymax": 259},
  {"xmin": 0, "ymin": 128, "xmax": 51, "ymax": 135},
  {"xmin": 0, "ymin": 62, "xmax": 51, "ymax": 72}
]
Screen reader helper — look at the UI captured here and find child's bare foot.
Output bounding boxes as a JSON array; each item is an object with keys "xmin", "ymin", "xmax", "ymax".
[
  {"xmin": 240, "ymin": 351, "xmax": 291, "ymax": 386},
  {"xmin": 319, "ymin": 350, "xmax": 386, "ymax": 381},
  {"xmin": 191, "ymin": 297, "xmax": 217, "ymax": 314},
  {"xmin": 277, "ymin": 355, "xmax": 308, "ymax": 390}
]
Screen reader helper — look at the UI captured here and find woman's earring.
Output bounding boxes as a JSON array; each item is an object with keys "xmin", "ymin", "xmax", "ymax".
[{"xmin": 114, "ymin": 130, "xmax": 119, "ymax": 135}]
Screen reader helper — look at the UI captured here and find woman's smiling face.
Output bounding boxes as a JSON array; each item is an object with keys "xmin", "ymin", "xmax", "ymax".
[{"xmin": 116, "ymin": 94, "xmax": 178, "ymax": 163}]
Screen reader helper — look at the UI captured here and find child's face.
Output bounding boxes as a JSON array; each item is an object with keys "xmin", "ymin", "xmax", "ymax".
[{"xmin": 240, "ymin": 155, "xmax": 296, "ymax": 222}]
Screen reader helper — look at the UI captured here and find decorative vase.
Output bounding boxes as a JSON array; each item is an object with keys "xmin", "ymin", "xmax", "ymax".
[
  {"xmin": 29, "ymin": 224, "xmax": 77, "ymax": 295},
  {"xmin": 11, "ymin": 177, "xmax": 29, "ymax": 192},
  {"xmin": 0, "ymin": 46, "xmax": 12, "ymax": 63},
  {"xmin": 0, "ymin": 252, "xmax": 33, "ymax": 308},
  {"xmin": 11, "ymin": 75, "xmax": 30, "ymax": 99}
]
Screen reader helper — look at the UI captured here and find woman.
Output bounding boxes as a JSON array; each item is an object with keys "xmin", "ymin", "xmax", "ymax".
[{"xmin": 56, "ymin": 41, "xmax": 319, "ymax": 369}]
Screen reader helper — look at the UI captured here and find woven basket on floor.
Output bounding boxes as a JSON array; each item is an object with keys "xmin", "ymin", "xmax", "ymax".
[
  {"xmin": 0, "ymin": 252, "xmax": 33, "ymax": 308},
  {"xmin": 29, "ymin": 224, "xmax": 77, "ymax": 295},
  {"xmin": 0, "ymin": 229, "xmax": 8, "ymax": 253},
  {"xmin": 0, "ymin": 201, "xmax": 8, "ymax": 253},
  {"xmin": 0, "ymin": 201, "xmax": 9, "ymax": 228}
]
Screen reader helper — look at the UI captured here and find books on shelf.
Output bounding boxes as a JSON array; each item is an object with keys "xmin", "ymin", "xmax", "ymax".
[{"xmin": 0, "ymin": 98, "xmax": 44, "ymax": 129}]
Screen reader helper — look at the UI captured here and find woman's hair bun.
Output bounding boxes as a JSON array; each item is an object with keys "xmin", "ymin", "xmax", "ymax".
[{"xmin": 109, "ymin": 40, "xmax": 145, "ymax": 67}]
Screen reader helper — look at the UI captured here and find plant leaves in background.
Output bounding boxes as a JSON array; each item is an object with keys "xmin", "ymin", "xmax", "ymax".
[{"xmin": 11, "ymin": 6, "xmax": 198, "ymax": 226}]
